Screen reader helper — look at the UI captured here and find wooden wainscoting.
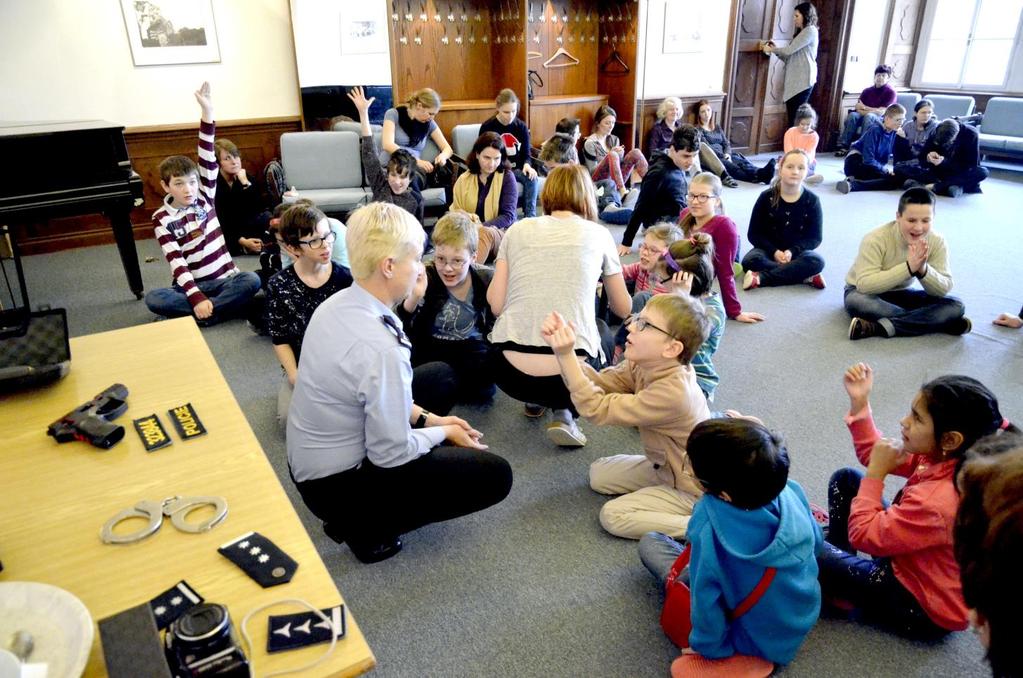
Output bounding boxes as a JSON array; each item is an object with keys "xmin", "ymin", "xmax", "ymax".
[
  {"xmin": 635, "ymin": 94, "xmax": 725, "ymax": 156},
  {"xmin": 10, "ymin": 116, "xmax": 301, "ymax": 255}
]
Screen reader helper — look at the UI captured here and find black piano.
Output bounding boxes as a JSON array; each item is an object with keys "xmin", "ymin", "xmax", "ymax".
[{"xmin": 0, "ymin": 120, "xmax": 146, "ymax": 299}]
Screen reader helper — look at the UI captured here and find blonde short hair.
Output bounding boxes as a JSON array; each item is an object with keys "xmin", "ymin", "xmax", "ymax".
[
  {"xmin": 645, "ymin": 294, "xmax": 710, "ymax": 364},
  {"xmin": 540, "ymin": 164, "xmax": 598, "ymax": 222},
  {"xmin": 345, "ymin": 202, "xmax": 425, "ymax": 280},
  {"xmin": 432, "ymin": 211, "xmax": 478, "ymax": 255}
]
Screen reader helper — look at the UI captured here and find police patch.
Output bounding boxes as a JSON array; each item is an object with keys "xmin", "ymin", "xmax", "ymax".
[{"xmin": 168, "ymin": 403, "xmax": 207, "ymax": 440}]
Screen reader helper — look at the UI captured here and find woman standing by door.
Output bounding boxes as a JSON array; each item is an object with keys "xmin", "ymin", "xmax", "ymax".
[{"xmin": 762, "ymin": 2, "xmax": 819, "ymax": 127}]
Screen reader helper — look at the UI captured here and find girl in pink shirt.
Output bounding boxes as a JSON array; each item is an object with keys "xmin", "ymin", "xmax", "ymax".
[
  {"xmin": 817, "ymin": 362, "xmax": 1016, "ymax": 638},
  {"xmin": 679, "ymin": 173, "xmax": 765, "ymax": 324},
  {"xmin": 783, "ymin": 104, "xmax": 822, "ymax": 184}
]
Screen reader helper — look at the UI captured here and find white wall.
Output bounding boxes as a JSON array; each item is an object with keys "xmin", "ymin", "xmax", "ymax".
[
  {"xmin": 0, "ymin": 0, "xmax": 300, "ymax": 127},
  {"xmin": 290, "ymin": 0, "xmax": 391, "ymax": 87},
  {"xmin": 637, "ymin": 0, "xmax": 731, "ymax": 99}
]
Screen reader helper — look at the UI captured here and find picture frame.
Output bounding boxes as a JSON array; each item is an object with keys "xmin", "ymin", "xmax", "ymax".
[
  {"xmin": 338, "ymin": 4, "xmax": 387, "ymax": 56},
  {"xmin": 120, "ymin": 0, "xmax": 221, "ymax": 66},
  {"xmin": 662, "ymin": 3, "xmax": 704, "ymax": 54}
]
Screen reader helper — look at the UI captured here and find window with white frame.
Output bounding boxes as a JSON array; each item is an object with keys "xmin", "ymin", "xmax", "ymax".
[{"xmin": 915, "ymin": 0, "xmax": 1023, "ymax": 90}]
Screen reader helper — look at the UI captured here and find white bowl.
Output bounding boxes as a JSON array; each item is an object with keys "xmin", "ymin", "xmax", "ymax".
[{"xmin": 0, "ymin": 582, "xmax": 93, "ymax": 678}]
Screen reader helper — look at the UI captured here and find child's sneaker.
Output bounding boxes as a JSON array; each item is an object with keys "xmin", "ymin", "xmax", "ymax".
[
  {"xmin": 721, "ymin": 174, "xmax": 739, "ymax": 188},
  {"xmin": 742, "ymin": 270, "xmax": 760, "ymax": 290},
  {"xmin": 949, "ymin": 316, "xmax": 972, "ymax": 336},
  {"xmin": 836, "ymin": 179, "xmax": 851, "ymax": 194},
  {"xmin": 546, "ymin": 419, "xmax": 587, "ymax": 447},
  {"xmin": 805, "ymin": 173, "xmax": 824, "ymax": 185},
  {"xmin": 671, "ymin": 653, "xmax": 774, "ymax": 678},
  {"xmin": 804, "ymin": 273, "xmax": 826, "ymax": 289},
  {"xmin": 848, "ymin": 317, "xmax": 885, "ymax": 340},
  {"xmin": 523, "ymin": 403, "xmax": 547, "ymax": 418}
]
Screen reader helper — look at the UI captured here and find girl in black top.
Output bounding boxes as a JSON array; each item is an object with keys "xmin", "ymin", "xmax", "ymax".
[{"xmin": 741, "ymin": 149, "xmax": 826, "ymax": 290}]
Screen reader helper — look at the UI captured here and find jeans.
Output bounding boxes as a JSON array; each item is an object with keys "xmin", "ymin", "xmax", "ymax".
[
  {"xmin": 639, "ymin": 531, "xmax": 688, "ymax": 589},
  {"xmin": 410, "ymin": 360, "xmax": 459, "ymax": 416},
  {"xmin": 514, "ymin": 168, "xmax": 539, "ymax": 218},
  {"xmin": 144, "ymin": 271, "xmax": 261, "ymax": 322},
  {"xmin": 843, "ymin": 285, "xmax": 965, "ymax": 337},
  {"xmin": 293, "ymin": 445, "xmax": 512, "ymax": 548},
  {"xmin": 722, "ymin": 153, "xmax": 774, "ymax": 184},
  {"xmin": 838, "ymin": 112, "xmax": 883, "ymax": 149},
  {"xmin": 742, "ymin": 249, "xmax": 824, "ymax": 286},
  {"xmin": 412, "ymin": 338, "xmax": 495, "ymax": 404},
  {"xmin": 817, "ymin": 468, "xmax": 949, "ymax": 640}
]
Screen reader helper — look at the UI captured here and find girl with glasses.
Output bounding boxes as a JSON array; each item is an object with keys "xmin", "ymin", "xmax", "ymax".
[
  {"xmin": 540, "ymin": 293, "xmax": 711, "ymax": 540},
  {"xmin": 265, "ymin": 203, "xmax": 353, "ymax": 428},
  {"xmin": 398, "ymin": 212, "xmax": 497, "ymax": 404},
  {"xmin": 679, "ymin": 173, "xmax": 765, "ymax": 323}
]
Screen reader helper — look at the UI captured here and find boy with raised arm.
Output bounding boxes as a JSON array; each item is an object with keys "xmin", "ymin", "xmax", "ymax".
[{"xmin": 145, "ymin": 82, "xmax": 260, "ymax": 324}]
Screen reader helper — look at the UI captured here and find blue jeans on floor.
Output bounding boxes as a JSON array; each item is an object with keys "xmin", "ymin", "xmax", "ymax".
[
  {"xmin": 817, "ymin": 468, "xmax": 949, "ymax": 640},
  {"xmin": 144, "ymin": 271, "xmax": 261, "ymax": 322},
  {"xmin": 639, "ymin": 531, "xmax": 689, "ymax": 589},
  {"xmin": 514, "ymin": 169, "xmax": 539, "ymax": 218},
  {"xmin": 742, "ymin": 249, "xmax": 824, "ymax": 286},
  {"xmin": 843, "ymin": 285, "xmax": 965, "ymax": 337},
  {"xmin": 838, "ymin": 112, "xmax": 882, "ymax": 149}
]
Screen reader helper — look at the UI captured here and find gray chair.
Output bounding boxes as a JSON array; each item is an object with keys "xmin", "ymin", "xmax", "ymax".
[
  {"xmin": 418, "ymin": 137, "xmax": 448, "ymax": 208},
  {"xmin": 924, "ymin": 94, "xmax": 976, "ymax": 120},
  {"xmin": 280, "ymin": 131, "xmax": 370, "ymax": 214},
  {"xmin": 451, "ymin": 123, "xmax": 482, "ymax": 159},
  {"xmin": 896, "ymin": 92, "xmax": 921, "ymax": 112},
  {"xmin": 978, "ymin": 97, "xmax": 1023, "ymax": 160}
]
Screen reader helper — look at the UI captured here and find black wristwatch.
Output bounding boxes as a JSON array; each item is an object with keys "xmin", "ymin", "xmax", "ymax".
[{"xmin": 414, "ymin": 410, "xmax": 431, "ymax": 429}]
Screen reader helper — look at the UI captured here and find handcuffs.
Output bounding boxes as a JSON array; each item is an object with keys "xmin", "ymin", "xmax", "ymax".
[{"xmin": 101, "ymin": 495, "xmax": 228, "ymax": 544}]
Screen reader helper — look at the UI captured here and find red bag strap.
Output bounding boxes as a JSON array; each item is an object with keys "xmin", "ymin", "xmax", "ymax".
[
  {"xmin": 727, "ymin": 567, "xmax": 777, "ymax": 621},
  {"xmin": 664, "ymin": 544, "xmax": 692, "ymax": 589}
]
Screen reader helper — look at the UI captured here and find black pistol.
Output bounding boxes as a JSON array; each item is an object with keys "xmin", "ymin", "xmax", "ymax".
[{"xmin": 47, "ymin": 383, "xmax": 129, "ymax": 449}]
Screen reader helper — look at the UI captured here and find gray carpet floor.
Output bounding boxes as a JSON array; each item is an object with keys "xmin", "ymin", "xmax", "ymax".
[{"xmin": 16, "ymin": 154, "xmax": 1022, "ymax": 677}]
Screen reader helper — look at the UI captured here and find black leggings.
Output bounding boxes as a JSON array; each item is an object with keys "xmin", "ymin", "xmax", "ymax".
[{"xmin": 786, "ymin": 86, "xmax": 815, "ymax": 128}]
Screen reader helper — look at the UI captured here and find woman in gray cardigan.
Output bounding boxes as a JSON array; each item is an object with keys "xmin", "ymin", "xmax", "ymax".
[{"xmin": 763, "ymin": 2, "xmax": 819, "ymax": 127}]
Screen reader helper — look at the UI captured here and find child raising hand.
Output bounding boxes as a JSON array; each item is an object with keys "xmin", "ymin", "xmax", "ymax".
[
  {"xmin": 542, "ymin": 295, "xmax": 711, "ymax": 540},
  {"xmin": 816, "ymin": 362, "xmax": 1018, "ymax": 638}
]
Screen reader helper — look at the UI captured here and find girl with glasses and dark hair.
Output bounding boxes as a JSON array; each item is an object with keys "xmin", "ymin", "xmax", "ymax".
[{"xmin": 265, "ymin": 203, "xmax": 353, "ymax": 428}]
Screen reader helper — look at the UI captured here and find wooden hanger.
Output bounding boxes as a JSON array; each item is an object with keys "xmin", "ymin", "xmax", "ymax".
[
  {"xmin": 543, "ymin": 46, "xmax": 580, "ymax": 68},
  {"xmin": 527, "ymin": 50, "xmax": 543, "ymax": 59},
  {"xmin": 600, "ymin": 46, "xmax": 630, "ymax": 74}
]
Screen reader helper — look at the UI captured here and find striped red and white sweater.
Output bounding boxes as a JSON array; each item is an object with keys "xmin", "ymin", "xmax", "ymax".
[{"xmin": 152, "ymin": 119, "xmax": 238, "ymax": 308}]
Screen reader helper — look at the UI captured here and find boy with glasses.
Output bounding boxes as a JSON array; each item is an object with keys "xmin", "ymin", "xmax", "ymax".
[
  {"xmin": 265, "ymin": 203, "xmax": 353, "ymax": 426},
  {"xmin": 541, "ymin": 293, "xmax": 711, "ymax": 539},
  {"xmin": 398, "ymin": 212, "xmax": 497, "ymax": 403}
]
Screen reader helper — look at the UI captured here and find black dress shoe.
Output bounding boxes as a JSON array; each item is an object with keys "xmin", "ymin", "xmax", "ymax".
[
  {"xmin": 323, "ymin": 522, "xmax": 347, "ymax": 544},
  {"xmin": 348, "ymin": 536, "xmax": 403, "ymax": 564}
]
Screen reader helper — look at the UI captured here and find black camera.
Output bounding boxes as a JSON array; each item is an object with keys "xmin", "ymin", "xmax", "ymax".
[{"xmin": 164, "ymin": 603, "xmax": 249, "ymax": 677}]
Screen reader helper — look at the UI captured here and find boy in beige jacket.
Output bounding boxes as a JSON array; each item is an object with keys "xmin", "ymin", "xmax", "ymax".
[{"xmin": 541, "ymin": 292, "xmax": 710, "ymax": 539}]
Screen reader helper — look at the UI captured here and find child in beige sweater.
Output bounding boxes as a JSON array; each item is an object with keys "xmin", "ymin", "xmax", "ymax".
[{"xmin": 541, "ymin": 292, "xmax": 711, "ymax": 539}]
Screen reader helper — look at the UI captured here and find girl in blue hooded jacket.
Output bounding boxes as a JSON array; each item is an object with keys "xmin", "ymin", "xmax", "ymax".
[{"xmin": 639, "ymin": 418, "xmax": 823, "ymax": 675}]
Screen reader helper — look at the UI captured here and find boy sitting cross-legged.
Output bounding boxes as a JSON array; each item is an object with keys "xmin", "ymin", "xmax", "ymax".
[
  {"xmin": 541, "ymin": 293, "xmax": 711, "ymax": 540},
  {"xmin": 145, "ymin": 82, "xmax": 261, "ymax": 324}
]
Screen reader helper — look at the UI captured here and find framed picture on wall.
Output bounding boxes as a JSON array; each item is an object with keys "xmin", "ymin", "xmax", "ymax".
[
  {"xmin": 120, "ymin": 0, "xmax": 221, "ymax": 66},
  {"xmin": 339, "ymin": 4, "xmax": 387, "ymax": 56},
  {"xmin": 663, "ymin": 4, "xmax": 703, "ymax": 54}
]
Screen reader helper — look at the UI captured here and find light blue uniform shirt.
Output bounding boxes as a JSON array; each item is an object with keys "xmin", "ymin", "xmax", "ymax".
[{"xmin": 287, "ymin": 283, "xmax": 445, "ymax": 482}]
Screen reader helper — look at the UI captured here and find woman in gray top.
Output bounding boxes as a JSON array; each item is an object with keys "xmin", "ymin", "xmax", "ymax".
[{"xmin": 763, "ymin": 2, "xmax": 819, "ymax": 127}]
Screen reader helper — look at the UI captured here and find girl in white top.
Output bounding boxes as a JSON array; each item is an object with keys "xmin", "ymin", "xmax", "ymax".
[{"xmin": 488, "ymin": 164, "xmax": 632, "ymax": 447}]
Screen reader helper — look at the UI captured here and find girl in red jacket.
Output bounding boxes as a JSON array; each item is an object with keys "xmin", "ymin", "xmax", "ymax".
[{"xmin": 818, "ymin": 362, "xmax": 1016, "ymax": 638}]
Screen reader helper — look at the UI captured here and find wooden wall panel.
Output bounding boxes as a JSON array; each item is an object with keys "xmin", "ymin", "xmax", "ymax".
[
  {"xmin": 596, "ymin": 0, "xmax": 639, "ymax": 146},
  {"xmin": 635, "ymin": 95, "xmax": 724, "ymax": 156},
  {"xmin": 883, "ymin": 0, "xmax": 924, "ymax": 88},
  {"xmin": 527, "ymin": 94, "xmax": 607, "ymax": 145},
  {"xmin": 10, "ymin": 117, "xmax": 301, "ymax": 255}
]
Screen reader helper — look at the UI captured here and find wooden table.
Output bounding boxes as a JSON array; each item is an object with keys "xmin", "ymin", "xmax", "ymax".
[{"xmin": 0, "ymin": 318, "xmax": 375, "ymax": 677}]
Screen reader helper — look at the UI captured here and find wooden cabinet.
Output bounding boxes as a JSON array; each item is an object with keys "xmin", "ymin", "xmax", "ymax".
[{"xmin": 386, "ymin": 0, "xmax": 640, "ymax": 146}]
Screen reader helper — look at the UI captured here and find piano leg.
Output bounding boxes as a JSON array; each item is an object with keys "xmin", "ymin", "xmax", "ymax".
[{"xmin": 107, "ymin": 209, "xmax": 144, "ymax": 299}]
